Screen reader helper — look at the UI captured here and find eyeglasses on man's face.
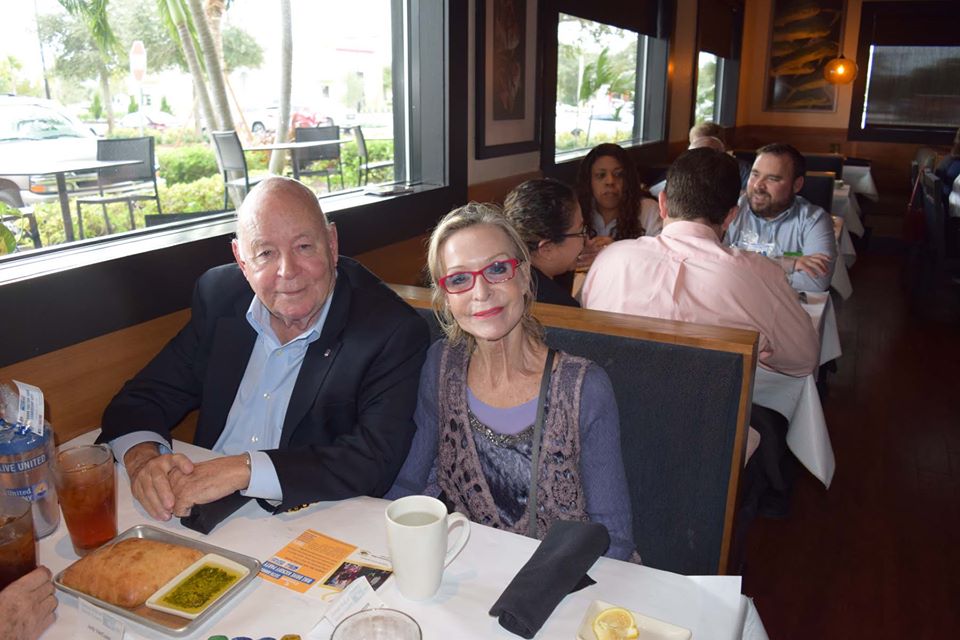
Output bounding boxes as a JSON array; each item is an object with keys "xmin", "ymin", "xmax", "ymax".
[
  {"xmin": 437, "ymin": 258, "xmax": 521, "ymax": 294},
  {"xmin": 560, "ymin": 225, "xmax": 593, "ymax": 240}
]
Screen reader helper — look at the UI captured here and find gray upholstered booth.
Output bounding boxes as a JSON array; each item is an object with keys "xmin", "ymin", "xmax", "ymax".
[{"xmin": 392, "ymin": 285, "xmax": 758, "ymax": 575}]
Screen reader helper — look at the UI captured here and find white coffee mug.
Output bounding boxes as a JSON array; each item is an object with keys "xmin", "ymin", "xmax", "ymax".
[{"xmin": 385, "ymin": 495, "xmax": 471, "ymax": 600}]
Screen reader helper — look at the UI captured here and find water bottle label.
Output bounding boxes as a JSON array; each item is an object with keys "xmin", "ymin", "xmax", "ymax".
[
  {"xmin": 12, "ymin": 380, "xmax": 44, "ymax": 436},
  {"xmin": 1, "ymin": 479, "xmax": 51, "ymax": 501}
]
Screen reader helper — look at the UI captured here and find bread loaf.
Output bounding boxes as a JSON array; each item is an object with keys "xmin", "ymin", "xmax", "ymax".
[{"xmin": 61, "ymin": 538, "xmax": 203, "ymax": 608}]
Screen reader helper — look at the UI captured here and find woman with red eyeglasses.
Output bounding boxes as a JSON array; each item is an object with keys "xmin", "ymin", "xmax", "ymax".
[{"xmin": 386, "ymin": 203, "xmax": 638, "ymax": 561}]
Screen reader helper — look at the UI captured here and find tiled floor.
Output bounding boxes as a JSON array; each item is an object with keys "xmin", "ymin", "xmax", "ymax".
[{"xmin": 742, "ymin": 221, "xmax": 960, "ymax": 638}]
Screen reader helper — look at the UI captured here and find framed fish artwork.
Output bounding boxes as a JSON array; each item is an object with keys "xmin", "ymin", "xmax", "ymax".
[{"xmin": 764, "ymin": 0, "xmax": 845, "ymax": 111}]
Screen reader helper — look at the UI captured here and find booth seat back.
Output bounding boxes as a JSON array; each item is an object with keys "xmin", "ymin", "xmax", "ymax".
[{"xmin": 392, "ymin": 285, "xmax": 758, "ymax": 575}]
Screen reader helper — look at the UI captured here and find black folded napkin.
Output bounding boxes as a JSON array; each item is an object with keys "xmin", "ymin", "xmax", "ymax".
[
  {"xmin": 179, "ymin": 491, "xmax": 250, "ymax": 534},
  {"xmin": 844, "ymin": 156, "xmax": 871, "ymax": 167},
  {"xmin": 489, "ymin": 520, "xmax": 609, "ymax": 638}
]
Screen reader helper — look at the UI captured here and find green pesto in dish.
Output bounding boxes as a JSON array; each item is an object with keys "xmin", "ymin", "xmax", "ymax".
[{"xmin": 159, "ymin": 564, "xmax": 241, "ymax": 614}]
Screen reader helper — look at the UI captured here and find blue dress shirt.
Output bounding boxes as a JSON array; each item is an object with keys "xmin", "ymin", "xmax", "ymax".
[
  {"xmin": 724, "ymin": 194, "xmax": 837, "ymax": 292},
  {"xmin": 111, "ymin": 290, "xmax": 333, "ymax": 501}
]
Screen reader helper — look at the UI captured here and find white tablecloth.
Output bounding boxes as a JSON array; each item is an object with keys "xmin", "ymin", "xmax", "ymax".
[
  {"xmin": 830, "ymin": 234, "xmax": 854, "ymax": 300},
  {"xmin": 751, "ymin": 292, "xmax": 838, "ymax": 488},
  {"xmin": 841, "ymin": 165, "xmax": 879, "ymax": 201},
  {"xmin": 40, "ymin": 433, "xmax": 769, "ymax": 640},
  {"xmin": 832, "ymin": 183, "xmax": 865, "ymax": 238}
]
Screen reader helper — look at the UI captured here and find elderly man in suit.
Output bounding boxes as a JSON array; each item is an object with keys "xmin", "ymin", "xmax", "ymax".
[{"xmin": 100, "ymin": 176, "xmax": 429, "ymax": 521}]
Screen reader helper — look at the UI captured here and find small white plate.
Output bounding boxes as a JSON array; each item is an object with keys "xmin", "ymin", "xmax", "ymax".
[
  {"xmin": 576, "ymin": 600, "xmax": 692, "ymax": 640},
  {"xmin": 145, "ymin": 553, "xmax": 250, "ymax": 620}
]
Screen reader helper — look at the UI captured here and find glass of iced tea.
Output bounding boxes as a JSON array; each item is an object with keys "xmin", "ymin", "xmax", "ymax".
[
  {"xmin": 52, "ymin": 444, "xmax": 117, "ymax": 556},
  {"xmin": 0, "ymin": 495, "xmax": 37, "ymax": 590}
]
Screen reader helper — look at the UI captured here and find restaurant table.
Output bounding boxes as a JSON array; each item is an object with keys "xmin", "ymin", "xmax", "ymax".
[
  {"xmin": 830, "ymin": 217, "xmax": 854, "ymax": 301},
  {"xmin": 243, "ymin": 139, "xmax": 346, "ymax": 180},
  {"xmin": 40, "ymin": 431, "xmax": 769, "ymax": 640},
  {"xmin": 752, "ymin": 291, "xmax": 838, "ymax": 488},
  {"xmin": 832, "ymin": 182, "xmax": 865, "ymax": 238},
  {"xmin": 0, "ymin": 158, "xmax": 142, "ymax": 242},
  {"xmin": 840, "ymin": 164, "xmax": 879, "ymax": 201}
]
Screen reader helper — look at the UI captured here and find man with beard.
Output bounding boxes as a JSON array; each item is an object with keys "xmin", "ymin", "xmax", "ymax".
[{"xmin": 725, "ymin": 143, "xmax": 836, "ymax": 292}]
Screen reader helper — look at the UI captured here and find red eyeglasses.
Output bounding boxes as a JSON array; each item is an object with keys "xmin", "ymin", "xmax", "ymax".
[{"xmin": 437, "ymin": 258, "xmax": 521, "ymax": 294}]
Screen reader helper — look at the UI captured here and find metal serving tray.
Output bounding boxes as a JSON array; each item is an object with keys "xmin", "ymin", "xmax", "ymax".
[{"xmin": 54, "ymin": 524, "xmax": 261, "ymax": 637}]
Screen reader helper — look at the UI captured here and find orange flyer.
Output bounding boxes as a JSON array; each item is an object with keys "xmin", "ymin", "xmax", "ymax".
[{"xmin": 259, "ymin": 529, "xmax": 392, "ymax": 597}]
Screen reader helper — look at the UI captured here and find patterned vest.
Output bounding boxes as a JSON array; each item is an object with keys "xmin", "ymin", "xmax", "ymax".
[{"xmin": 435, "ymin": 341, "xmax": 590, "ymax": 539}]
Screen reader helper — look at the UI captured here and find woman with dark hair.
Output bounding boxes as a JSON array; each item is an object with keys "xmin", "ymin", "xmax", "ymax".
[
  {"xmin": 575, "ymin": 143, "xmax": 661, "ymax": 267},
  {"xmin": 503, "ymin": 178, "xmax": 585, "ymax": 307}
]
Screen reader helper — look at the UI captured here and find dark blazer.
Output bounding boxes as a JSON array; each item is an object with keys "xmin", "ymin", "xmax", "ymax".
[{"xmin": 100, "ymin": 257, "xmax": 429, "ymax": 512}]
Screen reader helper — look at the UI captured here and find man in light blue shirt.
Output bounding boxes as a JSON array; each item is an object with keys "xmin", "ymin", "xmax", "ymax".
[
  {"xmin": 724, "ymin": 143, "xmax": 837, "ymax": 292},
  {"xmin": 101, "ymin": 177, "xmax": 429, "ymax": 522}
]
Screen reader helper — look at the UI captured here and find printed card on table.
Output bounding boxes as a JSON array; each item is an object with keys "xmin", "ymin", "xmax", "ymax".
[{"xmin": 259, "ymin": 529, "xmax": 392, "ymax": 600}]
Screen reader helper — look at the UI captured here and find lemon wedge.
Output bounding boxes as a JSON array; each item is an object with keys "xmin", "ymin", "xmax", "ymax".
[{"xmin": 593, "ymin": 606, "xmax": 640, "ymax": 640}]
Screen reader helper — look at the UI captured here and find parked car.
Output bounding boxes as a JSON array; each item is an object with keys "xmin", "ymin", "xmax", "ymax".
[
  {"xmin": 0, "ymin": 95, "xmax": 99, "ymax": 207},
  {"xmin": 118, "ymin": 110, "xmax": 177, "ymax": 131},
  {"xmin": 245, "ymin": 105, "xmax": 335, "ymax": 134}
]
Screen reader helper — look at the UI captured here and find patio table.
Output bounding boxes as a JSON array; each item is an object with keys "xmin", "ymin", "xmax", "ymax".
[
  {"xmin": 0, "ymin": 158, "xmax": 141, "ymax": 242},
  {"xmin": 244, "ymin": 139, "xmax": 347, "ymax": 180}
]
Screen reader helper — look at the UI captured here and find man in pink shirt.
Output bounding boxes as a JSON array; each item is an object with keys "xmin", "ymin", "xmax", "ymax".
[
  {"xmin": 582, "ymin": 148, "xmax": 819, "ymax": 525},
  {"xmin": 582, "ymin": 148, "xmax": 818, "ymax": 376}
]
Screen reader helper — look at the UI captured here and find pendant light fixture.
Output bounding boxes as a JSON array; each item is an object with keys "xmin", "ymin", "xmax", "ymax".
[{"xmin": 823, "ymin": 55, "xmax": 858, "ymax": 85}]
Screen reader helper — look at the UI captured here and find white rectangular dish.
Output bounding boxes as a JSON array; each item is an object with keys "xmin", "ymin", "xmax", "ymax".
[
  {"xmin": 576, "ymin": 599, "xmax": 692, "ymax": 640},
  {"xmin": 146, "ymin": 553, "xmax": 250, "ymax": 620}
]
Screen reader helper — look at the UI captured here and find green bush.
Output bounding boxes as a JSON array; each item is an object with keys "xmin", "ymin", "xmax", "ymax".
[
  {"xmin": 160, "ymin": 175, "xmax": 225, "ymax": 213},
  {"xmin": 555, "ymin": 129, "xmax": 632, "ymax": 153},
  {"xmin": 89, "ymin": 94, "xmax": 103, "ymax": 120},
  {"xmin": 28, "ymin": 176, "xmax": 226, "ymax": 246},
  {"xmin": 158, "ymin": 145, "xmax": 220, "ymax": 185},
  {"xmin": 107, "ymin": 126, "xmax": 206, "ymax": 146}
]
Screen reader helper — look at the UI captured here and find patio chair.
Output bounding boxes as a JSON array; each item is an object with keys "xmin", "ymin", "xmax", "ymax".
[
  {"xmin": 293, "ymin": 126, "xmax": 343, "ymax": 191},
  {"xmin": 76, "ymin": 137, "xmax": 161, "ymax": 238},
  {"xmin": 354, "ymin": 125, "xmax": 393, "ymax": 186},
  {"xmin": 212, "ymin": 130, "xmax": 263, "ymax": 210}
]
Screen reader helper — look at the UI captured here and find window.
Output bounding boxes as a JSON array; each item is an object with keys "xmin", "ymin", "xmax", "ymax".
[
  {"xmin": 693, "ymin": 53, "xmax": 739, "ymax": 127},
  {"xmin": 694, "ymin": 0, "xmax": 741, "ymax": 128},
  {"xmin": 0, "ymin": 0, "xmax": 453, "ymax": 257},
  {"xmin": 695, "ymin": 51, "xmax": 717, "ymax": 123},
  {"xmin": 858, "ymin": 45, "xmax": 960, "ymax": 131},
  {"xmin": 542, "ymin": 2, "xmax": 669, "ymax": 168},
  {"xmin": 1, "ymin": 1, "xmax": 466, "ymax": 367},
  {"xmin": 848, "ymin": 1, "xmax": 960, "ymax": 143}
]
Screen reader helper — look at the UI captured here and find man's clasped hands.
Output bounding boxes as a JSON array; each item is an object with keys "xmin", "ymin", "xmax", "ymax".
[{"xmin": 123, "ymin": 442, "xmax": 252, "ymax": 521}]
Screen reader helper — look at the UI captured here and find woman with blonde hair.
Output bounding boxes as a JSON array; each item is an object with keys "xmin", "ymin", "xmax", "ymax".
[{"xmin": 387, "ymin": 203, "xmax": 637, "ymax": 560}]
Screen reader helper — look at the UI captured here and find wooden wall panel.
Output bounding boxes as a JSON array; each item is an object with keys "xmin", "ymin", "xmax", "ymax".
[
  {"xmin": 0, "ymin": 310, "xmax": 194, "ymax": 446},
  {"xmin": 354, "ymin": 234, "xmax": 430, "ymax": 287},
  {"xmin": 466, "ymin": 170, "xmax": 543, "ymax": 204}
]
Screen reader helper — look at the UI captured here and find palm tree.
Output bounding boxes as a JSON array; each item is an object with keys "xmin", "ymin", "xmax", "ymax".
[
  {"xmin": 578, "ymin": 47, "xmax": 630, "ymax": 145},
  {"xmin": 186, "ymin": 0, "xmax": 233, "ymax": 130},
  {"xmin": 57, "ymin": 0, "xmax": 118, "ymax": 134},
  {"xmin": 268, "ymin": 0, "xmax": 292, "ymax": 176},
  {"xmin": 158, "ymin": 0, "xmax": 216, "ymax": 135}
]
